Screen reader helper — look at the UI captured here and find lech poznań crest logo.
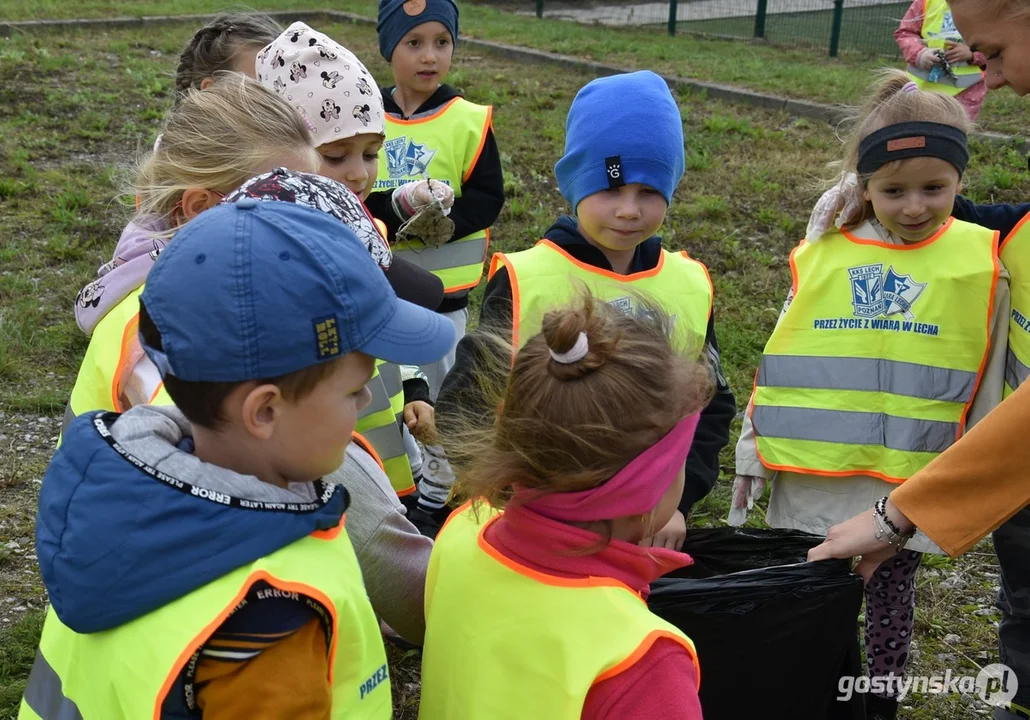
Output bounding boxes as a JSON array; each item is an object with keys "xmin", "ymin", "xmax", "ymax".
[
  {"xmin": 384, "ymin": 136, "xmax": 437, "ymax": 179},
  {"xmin": 849, "ymin": 264, "xmax": 927, "ymax": 321}
]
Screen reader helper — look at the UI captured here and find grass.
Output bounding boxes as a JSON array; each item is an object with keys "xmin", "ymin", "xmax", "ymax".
[
  {"xmin": 0, "ymin": 16, "xmax": 1026, "ymax": 720},
  {"xmin": 3, "ymin": 1, "xmax": 1029, "ymax": 135}
]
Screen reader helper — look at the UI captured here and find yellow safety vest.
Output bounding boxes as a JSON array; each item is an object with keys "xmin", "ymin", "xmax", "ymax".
[
  {"xmin": 374, "ymin": 97, "xmax": 493, "ymax": 297},
  {"xmin": 419, "ymin": 503, "xmax": 699, "ymax": 720},
  {"xmin": 1001, "ymin": 214, "xmax": 1030, "ymax": 397},
  {"xmin": 751, "ymin": 219, "xmax": 999, "ymax": 483},
  {"xmin": 356, "ymin": 361, "xmax": 414, "ymax": 497},
  {"xmin": 64, "ymin": 286, "xmax": 172, "ymax": 435},
  {"xmin": 20, "ymin": 515, "xmax": 391, "ymax": 719},
  {"xmin": 491, "ymin": 239, "xmax": 713, "ymax": 355},
  {"xmin": 905, "ymin": 0, "xmax": 983, "ymax": 96}
]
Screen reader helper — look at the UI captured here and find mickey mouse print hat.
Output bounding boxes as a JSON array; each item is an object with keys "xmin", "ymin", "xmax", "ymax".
[{"xmin": 256, "ymin": 22, "xmax": 386, "ymax": 146}]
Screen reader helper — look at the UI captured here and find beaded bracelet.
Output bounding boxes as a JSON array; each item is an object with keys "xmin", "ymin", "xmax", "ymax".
[{"xmin": 873, "ymin": 496, "xmax": 914, "ymax": 551}]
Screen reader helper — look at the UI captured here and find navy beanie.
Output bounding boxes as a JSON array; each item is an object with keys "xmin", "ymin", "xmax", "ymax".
[
  {"xmin": 377, "ymin": 0, "xmax": 459, "ymax": 61},
  {"xmin": 555, "ymin": 71, "xmax": 685, "ymax": 212}
]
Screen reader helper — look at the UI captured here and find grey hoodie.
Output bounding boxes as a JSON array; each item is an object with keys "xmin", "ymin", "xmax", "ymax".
[{"xmin": 110, "ymin": 405, "xmax": 432, "ymax": 644}]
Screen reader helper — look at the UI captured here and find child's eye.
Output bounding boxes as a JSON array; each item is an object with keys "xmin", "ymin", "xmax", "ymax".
[
  {"xmin": 408, "ymin": 39, "xmax": 420, "ymax": 48},
  {"xmin": 925, "ymin": 184, "xmax": 944, "ymax": 192},
  {"xmin": 437, "ymin": 38, "xmax": 451, "ymax": 47},
  {"xmin": 364, "ymin": 153, "xmax": 379, "ymax": 161},
  {"xmin": 321, "ymin": 155, "xmax": 346, "ymax": 166},
  {"xmin": 883, "ymin": 188, "xmax": 902, "ymax": 196},
  {"xmin": 987, "ymin": 50, "xmax": 1002, "ymax": 61}
]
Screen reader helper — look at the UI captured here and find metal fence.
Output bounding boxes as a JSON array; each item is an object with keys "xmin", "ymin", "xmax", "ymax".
[{"xmin": 483, "ymin": 0, "xmax": 913, "ymax": 58}]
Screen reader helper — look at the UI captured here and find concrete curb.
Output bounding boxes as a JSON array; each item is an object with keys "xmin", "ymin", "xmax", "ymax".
[{"xmin": 2, "ymin": 9, "xmax": 1026, "ymax": 149}]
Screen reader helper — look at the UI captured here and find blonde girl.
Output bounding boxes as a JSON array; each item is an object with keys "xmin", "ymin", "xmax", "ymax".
[
  {"xmin": 733, "ymin": 70, "xmax": 1009, "ymax": 720},
  {"xmin": 68, "ymin": 75, "xmax": 317, "ymax": 424}
]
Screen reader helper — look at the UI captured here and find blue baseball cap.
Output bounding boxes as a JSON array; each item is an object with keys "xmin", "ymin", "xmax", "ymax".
[{"xmin": 140, "ymin": 199, "xmax": 455, "ymax": 382}]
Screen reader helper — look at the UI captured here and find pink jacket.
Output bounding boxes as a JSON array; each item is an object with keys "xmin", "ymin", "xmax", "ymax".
[{"xmin": 894, "ymin": 0, "xmax": 986, "ymax": 115}]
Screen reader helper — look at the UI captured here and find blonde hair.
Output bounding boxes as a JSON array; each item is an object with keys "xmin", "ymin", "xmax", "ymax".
[
  {"xmin": 135, "ymin": 75, "xmax": 318, "ymax": 227},
  {"xmin": 445, "ymin": 291, "xmax": 712, "ymax": 525},
  {"xmin": 826, "ymin": 69, "xmax": 972, "ymax": 226}
]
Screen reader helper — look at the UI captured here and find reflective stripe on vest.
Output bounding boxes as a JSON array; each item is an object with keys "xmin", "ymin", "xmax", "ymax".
[
  {"xmin": 62, "ymin": 286, "xmax": 173, "ymax": 440},
  {"xmin": 20, "ymin": 513, "xmax": 389, "ymax": 719},
  {"xmin": 751, "ymin": 219, "xmax": 999, "ymax": 483},
  {"xmin": 1001, "ymin": 213, "xmax": 1030, "ymax": 398},
  {"xmin": 905, "ymin": 0, "xmax": 983, "ymax": 95},
  {"xmin": 419, "ymin": 503, "xmax": 699, "ymax": 720},
  {"xmin": 374, "ymin": 97, "xmax": 493, "ymax": 296},
  {"xmin": 355, "ymin": 361, "xmax": 414, "ymax": 496},
  {"xmin": 491, "ymin": 239, "xmax": 712, "ymax": 356}
]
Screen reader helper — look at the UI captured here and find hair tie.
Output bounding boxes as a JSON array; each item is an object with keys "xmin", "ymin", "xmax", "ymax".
[
  {"xmin": 902, "ymin": 81, "xmax": 920, "ymax": 94},
  {"xmin": 549, "ymin": 332, "xmax": 589, "ymax": 364}
]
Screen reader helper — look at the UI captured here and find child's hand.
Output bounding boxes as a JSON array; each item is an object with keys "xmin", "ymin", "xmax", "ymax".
[
  {"xmin": 806, "ymin": 172, "xmax": 862, "ymax": 242},
  {"xmin": 916, "ymin": 47, "xmax": 942, "ymax": 70},
  {"xmin": 727, "ymin": 475, "xmax": 766, "ymax": 527},
  {"xmin": 640, "ymin": 510, "xmax": 687, "ymax": 551},
  {"xmin": 944, "ymin": 42, "xmax": 973, "ymax": 64},
  {"xmin": 393, "ymin": 180, "xmax": 455, "ymax": 220},
  {"xmin": 404, "ymin": 401, "xmax": 436, "ymax": 442}
]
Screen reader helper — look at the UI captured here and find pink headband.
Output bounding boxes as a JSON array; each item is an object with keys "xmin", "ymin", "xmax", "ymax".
[{"xmin": 517, "ymin": 414, "xmax": 701, "ymax": 523}]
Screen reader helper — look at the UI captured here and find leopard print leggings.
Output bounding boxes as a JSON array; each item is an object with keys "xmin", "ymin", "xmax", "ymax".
[{"xmin": 864, "ymin": 549, "xmax": 923, "ymax": 698}]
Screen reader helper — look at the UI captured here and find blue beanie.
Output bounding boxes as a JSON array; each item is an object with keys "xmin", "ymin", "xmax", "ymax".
[
  {"xmin": 555, "ymin": 71, "xmax": 685, "ymax": 212},
  {"xmin": 377, "ymin": 0, "xmax": 459, "ymax": 61}
]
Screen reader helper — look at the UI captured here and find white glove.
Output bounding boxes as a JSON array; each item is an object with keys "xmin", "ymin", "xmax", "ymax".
[
  {"xmin": 392, "ymin": 179, "xmax": 455, "ymax": 220},
  {"xmin": 727, "ymin": 475, "xmax": 766, "ymax": 527},
  {"xmin": 917, "ymin": 47, "xmax": 941, "ymax": 71},
  {"xmin": 805, "ymin": 172, "xmax": 863, "ymax": 243}
]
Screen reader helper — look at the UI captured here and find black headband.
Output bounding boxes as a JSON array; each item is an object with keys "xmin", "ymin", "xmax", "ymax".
[{"xmin": 857, "ymin": 121, "xmax": 968, "ymax": 176}]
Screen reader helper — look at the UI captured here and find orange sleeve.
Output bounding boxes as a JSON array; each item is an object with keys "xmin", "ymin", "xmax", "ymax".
[
  {"xmin": 194, "ymin": 617, "xmax": 332, "ymax": 719},
  {"xmin": 892, "ymin": 379, "xmax": 1030, "ymax": 556}
]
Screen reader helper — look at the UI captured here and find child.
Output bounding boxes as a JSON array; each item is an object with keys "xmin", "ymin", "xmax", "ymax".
[
  {"xmin": 20, "ymin": 201, "xmax": 455, "ymax": 718},
  {"xmin": 366, "ymin": 0, "xmax": 506, "ymax": 399},
  {"xmin": 223, "ymin": 168, "xmax": 438, "ymax": 644},
  {"xmin": 174, "ymin": 11, "xmax": 282, "ymax": 102},
  {"xmin": 733, "ymin": 72, "xmax": 1009, "ymax": 720},
  {"xmin": 895, "ymin": 0, "xmax": 987, "ymax": 120},
  {"xmin": 68, "ymin": 76, "xmax": 319, "ymax": 428},
  {"xmin": 420, "ymin": 71, "xmax": 736, "ymax": 538},
  {"xmin": 419, "ymin": 292, "xmax": 710, "ymax": 719},
  {"xmin": 257, "ymin": 22, "xmax": 446, "ymax": 500}
]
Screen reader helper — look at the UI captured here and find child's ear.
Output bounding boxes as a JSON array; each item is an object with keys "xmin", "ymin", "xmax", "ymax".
[
  {"xmin": 179, "ymin": 188, "xmax": 222, "ymax": 223},
  {"xmin": 240, "ymin": 383, "xmax": 283, "ymax": 441}
]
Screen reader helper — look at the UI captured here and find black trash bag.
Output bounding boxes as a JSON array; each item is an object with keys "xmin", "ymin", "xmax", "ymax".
[{"xmin": 647, "ymin": 528, "xmax": 866, "ymax": 720}]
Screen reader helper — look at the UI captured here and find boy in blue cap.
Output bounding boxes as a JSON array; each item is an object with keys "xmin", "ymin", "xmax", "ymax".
[
  {"xmin": 20, "ymin": 200, "xmax": 454, "ymax": 718},
  {"xmin": 428, "ymin": 71, "xmax": 736, "ymax": 541}
]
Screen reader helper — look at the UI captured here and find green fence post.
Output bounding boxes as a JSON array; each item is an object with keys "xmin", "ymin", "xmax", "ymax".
[
  {"xmin": 828, "ymin": 0, "xmax": 844, "ymax": 57},
  {"xmin": 536, "ymin": 0, "xmax": 543, "ymax": 19},
  {"xmin": 754, "ymin": 0, "xmax": 768, "ymax": 38},
  {"xmin": 668, "ymin": 0, "xmax": 678, "ymax": 36}
]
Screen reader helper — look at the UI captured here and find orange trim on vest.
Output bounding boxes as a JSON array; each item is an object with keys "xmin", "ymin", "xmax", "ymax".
[
  {"xmin": 442, "ymin": 227, "xmax": 490, "ymax": 294},
  {"xmin": 153, "ymin": 570, "xmax": 339, "ymax": 720},
  {"xmin": 475, "ymin": 514, "xmax": 644, "ymax": 595},
  {"xmin": 351, "ymin": 431, "xmax": 386, "ymax": 471},
  {"xmin": 682, "ymin": 250, "xmax": 715, "ymax": 321},
  {"xmin": 488, "ymin": 249, "xmax": 524, "ymax": 354},
  {"xmin": 592, "ymin": 629, "xmax": 701, "ymax": 688},
  {"xmin": 147, "ymin": 383, "xmax": 165, "ymax": 405},
  {"xmin": 311, "ymin": 513, "xmax": 348, "ymax": 541},
  {"xmin": 462, "ymin": 106, "xmax": 494, "ymax": 184},
  {"xmin": 1001, "ymin": 213, "xmax": 1030, "ymax": 254},
  {"xmin": 536, "ymin": 239, "xmax": 667, "ymax": 281},
  {"xmin": 112, "ymin": 313, "xmax": 141, "ymax": 412},
  {"xmin": 958, "ymin": 233, "xmax": 1001, "ymax": 438},
  {"xmin": 387, "ymin": 97, "xmax": 462, "ymax": 126},
  {"xmin": 841, "ymin": 217, "xmax": 955, "ymax": 250}
]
